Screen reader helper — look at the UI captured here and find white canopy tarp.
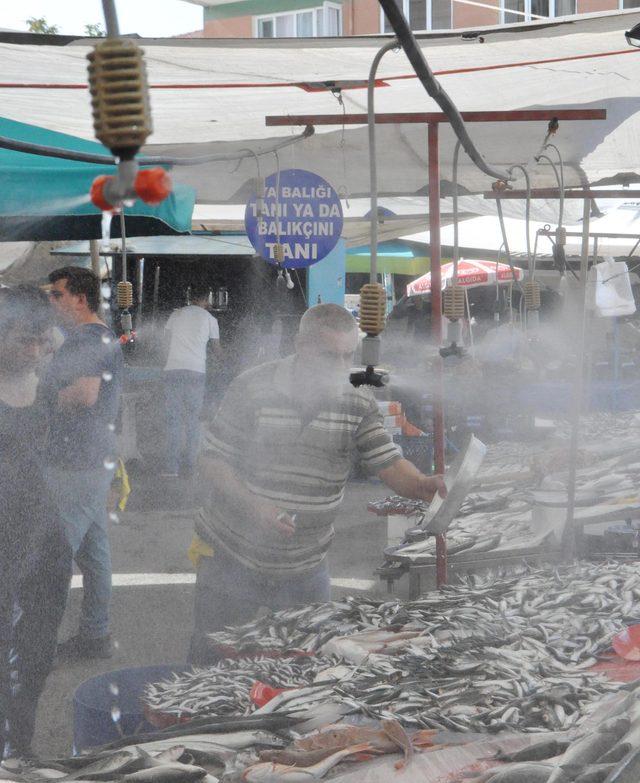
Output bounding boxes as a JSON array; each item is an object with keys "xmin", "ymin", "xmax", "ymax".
[
  {"xmin": 403, "ymin": 201, "xmax": 640, "ymax": 257},
  {"xmin": 1, "ymin": 10, "xmax": 640, "ymax": 205}
]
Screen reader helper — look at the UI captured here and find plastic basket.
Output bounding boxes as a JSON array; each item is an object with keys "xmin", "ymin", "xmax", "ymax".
[{"xmin": 393, "ymin": 435, "xmax": 434, "ymax": 475}]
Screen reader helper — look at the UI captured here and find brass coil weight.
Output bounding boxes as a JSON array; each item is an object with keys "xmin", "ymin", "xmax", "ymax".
[
  {"xmin": 87, "ymin": 38, "xmax": 152, "ymax": 157},
  {"xmin": 443, "ymin": 284, "xmax": 466, "ymax": 320},
  {"xmin": 524, "ymin": 279, "xmax": 541, "ymax": 311},
  {"xmin": 116, "ymin": 280, "xmax": 134, "ymax": 309},
  {"xmin": 359, "ymin": 283, "xmax": 387, "ymax": 336},
  {"xmin": 273, "ymin": 244, "xmax": 285, "ymax": 264}
]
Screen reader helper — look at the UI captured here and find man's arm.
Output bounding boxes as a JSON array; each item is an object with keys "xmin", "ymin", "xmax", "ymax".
[
  {"xmin": 57, "ymin": 376, "xmax": 101, "ymax": 408},
  {"xmin": 378, "ymin": 458, "xmax": 447, "ymax": 503},
  {"xmin": 199, "ymin": 455, "xmax": 295, "ymax": 536},
  {"xmin": 207, "ymin": 338, "xmax": 223, "ymax": 360}
]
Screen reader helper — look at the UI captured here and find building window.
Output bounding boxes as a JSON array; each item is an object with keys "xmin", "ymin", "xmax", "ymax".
[
  {"xmin": 621, "ymin": 0, "xmax": 640, "ymax": 8},
  {"xmin": 256, "ymin": 3, "xmax": 342, "ymax": 38},
  {"xmin": 381, "ymin": 0, "xmax": 451, "ymax": 31},
  {"xmin": 501, "ymin": 0, "xmax": 575, "ymax": 22}
]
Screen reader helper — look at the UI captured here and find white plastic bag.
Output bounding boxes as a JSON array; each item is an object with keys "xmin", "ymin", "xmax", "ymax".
[{"xmin": 587, "ymin": 257, "xmax": 636, "ymax": 317}]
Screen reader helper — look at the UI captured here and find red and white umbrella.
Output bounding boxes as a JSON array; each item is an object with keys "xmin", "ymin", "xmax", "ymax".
[{"xmin": 407, "ymin": 259, "xmax": 523, "ymax": 297}]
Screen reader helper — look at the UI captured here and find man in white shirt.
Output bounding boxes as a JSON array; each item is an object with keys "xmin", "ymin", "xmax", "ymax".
[{"xmin": 163, "ymin": 282, "xmax": 220, "ymax": 477}]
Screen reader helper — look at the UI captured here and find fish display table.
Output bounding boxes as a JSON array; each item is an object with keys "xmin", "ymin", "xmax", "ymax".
[{"xmin": 378, "ymin": 412, "xmax": 640, "ymax": 596}]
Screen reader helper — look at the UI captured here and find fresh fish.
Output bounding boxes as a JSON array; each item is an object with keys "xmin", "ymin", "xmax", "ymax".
[
  {"xmin": 598, "ymin": 745, "xmax": 632, "ymax": 764},
  {"xmin": 602, "ymin": 745, "xmax": 640, "ymax": 783},
  {"xmin": 381, "ymin": 719, "xmax": 414, "ymax": 769},
  {"xmin": 123, "ymin": 764, "xmax": 207, "ymax": 783},
  {"xmin": 485, "ymin": 763, "xmax": 557, "ymax": 783},
  {"xmin": 293, "ymin": 724, "xmax": 435, "ymax": 755},
  {"xmin": 241, "ymin": 743, "xmax": 371, "ymax": 781},
  {"xmin": 573, "ymin": 764, "xmax": 617, "ymax": 783},
  {"xmin": 548, "ymin": 737, "xmax": 621, "ymax": 782},
  {"xmin": 150, "ymin": 748, "xmax": 187, "ymax": 766},
  {"xmin": 257, "ymin": 748, "xmax": 357, "ymax": 768},
  {"xmin": 496, "ymin": 739, "xmax": 570, "ymax": 762},
  {"xmin": 61, "ymin": 751, "xmax": 139, "ymax": 780},
  {"xmin": 120, "ymin": 732, "xmax": 284, "ymax": 754}
]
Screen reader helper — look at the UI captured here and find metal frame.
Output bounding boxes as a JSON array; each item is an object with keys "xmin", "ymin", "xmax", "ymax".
[
  {"xmin": 380, "ymin": 0, "xmax": 453, "ymax": 33},
  {"xmin": 266, "ymin": 107, "xmax": 607, "ymax": 588}
]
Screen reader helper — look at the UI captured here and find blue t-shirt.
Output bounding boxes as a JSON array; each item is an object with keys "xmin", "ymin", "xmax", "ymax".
[{"xmin": 44, "ymin": 323, "xmax": 123, "ymax": 470}]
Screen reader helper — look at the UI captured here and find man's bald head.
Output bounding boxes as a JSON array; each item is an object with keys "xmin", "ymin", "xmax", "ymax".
[
  {"xmin": 295, "ymin": 304, "xmax": 359, "ymax": 388},
  {"xmin": 298, "ymin": 303, "xmax": 358, "ymax": 341}
]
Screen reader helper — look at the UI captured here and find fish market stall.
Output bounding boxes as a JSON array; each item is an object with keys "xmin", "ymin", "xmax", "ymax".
[
  {"xmin": 41, "ymin": 559, "xmax": 640, "ymax": 783},
  {"xmin": 375, "ymin": 411, "xmax": 640, "ymax": 596}
]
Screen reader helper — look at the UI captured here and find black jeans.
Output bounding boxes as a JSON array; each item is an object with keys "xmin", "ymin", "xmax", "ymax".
[
  {"xmin": 188, "ymin": 549, "xmax": 331, "ymax": 665},
  {"xmin": 0, "ymin": 531, "xmax": 71, "ymax": 756}
]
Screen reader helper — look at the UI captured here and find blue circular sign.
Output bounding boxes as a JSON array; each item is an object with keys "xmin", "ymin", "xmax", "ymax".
[{"xmin": 245, "ymin": 168, "xmax": 343, "ymax": 269}]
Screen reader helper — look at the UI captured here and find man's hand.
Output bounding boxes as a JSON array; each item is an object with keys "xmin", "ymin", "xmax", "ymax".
[
  {"xmin": 378, "ymin": 458, "xmax": 448, "ymax": 503},
  {"xmin": 254, "ymin": 503, "xmax": 297, "ymax": 537},
  {"xmin": 413, "ymin": 474, "xmax": 447, "ymax": 503}
]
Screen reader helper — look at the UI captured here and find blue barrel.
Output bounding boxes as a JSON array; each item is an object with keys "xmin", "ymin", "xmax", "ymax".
[{"xmin": 73, "ymin": 664, "xmax": 187, "ymax": 753}]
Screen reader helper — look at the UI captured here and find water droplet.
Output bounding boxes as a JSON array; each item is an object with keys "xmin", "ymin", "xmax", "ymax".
[
  {"xmin": 113, "ymin": 639, "xmax": 120, "ymax": 650},
  {"xmin": 107, "ymin": 423, "xmax": 116, "ymax": 432},
  {"xmin": 102, "ymin": 335, "xmax": 112, "ymax": 345},
  {"xmin": 111, "ymin": 706, "xmax": 121, "ymax": 723},
  {"xmin": 101, "ymin": 211, "xmax": 113, "ymax": 250},
  {"xmin": 109, "ymin": 682, "xmax": 119, "ymax": 696},
  {"xmin": 104, "ymin": 459, "xmax": 116, "ymax": 470},
  {"xmin": 102, "ymin": 371, "xmax": 113, "ymax": 382},
  {"xmin": 109, "ymin": 512, "xmax": 119, "ymax": 524},
  {"xmin": 101, "ymin": 284, "xmax": 112, "ymax": 300}
]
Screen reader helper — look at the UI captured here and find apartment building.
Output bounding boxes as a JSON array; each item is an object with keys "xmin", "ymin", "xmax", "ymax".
[{"xmin": 183, "ymin": 0, "xmax": 639, "ymax": 37}]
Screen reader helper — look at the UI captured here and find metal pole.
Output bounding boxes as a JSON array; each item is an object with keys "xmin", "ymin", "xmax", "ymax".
[
  {"xmin": 428, "ymin": 122, "xmax": 447, "ymax": 587},
  {"xmin": 563, "ymin": 196, "xmax": 591, "ymax": 559},
  {"xmin": 137, "ymin": 257, "xmax": 145, "ymax": 318},
  {"xmin": 101, "ymin": 0, "xmax": 120, "ymax": 37},
  {"xmin": 90, "ymin": 238, "xmax": 101, "ymax": 277},
  {"xmin": 368, "ymin": 40, "xmax": 398, "ymax": 285},
  {"xmin": 90, "ymin": 239, "xmax": 104, "ymax": 312},
  {"xmin": 152, "ymin": 263, "xmax": 160, "ymax": 322}
]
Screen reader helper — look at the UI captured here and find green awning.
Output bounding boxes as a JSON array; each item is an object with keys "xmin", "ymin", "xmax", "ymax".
[
  {"xmin": 0, "ymin": 117, "xmax": 195, "ymax": 241},
  {"xmin": 347, "ymin": 240, "xmax": 430, "ymax": 275}
]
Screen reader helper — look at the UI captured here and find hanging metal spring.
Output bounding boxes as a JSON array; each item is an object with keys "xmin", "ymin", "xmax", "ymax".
[{"xmin": 443, "ymin": 284, "xmax": 466, "ymax": 320}]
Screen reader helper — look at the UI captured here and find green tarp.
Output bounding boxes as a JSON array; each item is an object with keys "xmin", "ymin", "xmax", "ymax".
[
  {"xmin": 0, "ymin": 117, "xmax": 195, "ymax": 241},
  {"xmin": 347, "ymin": 240, "xmax": 430, "ymax": 275}
]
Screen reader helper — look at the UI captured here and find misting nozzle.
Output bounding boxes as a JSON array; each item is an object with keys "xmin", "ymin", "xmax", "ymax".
[{"xmin": 90, "ymin": 164, "xmax": 171, "ymax": 211}]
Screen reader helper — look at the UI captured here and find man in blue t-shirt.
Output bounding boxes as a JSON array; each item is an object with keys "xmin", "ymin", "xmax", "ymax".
[{"xmin": 43, "ymin": 267, "xmax": 123, "ymax": 660}]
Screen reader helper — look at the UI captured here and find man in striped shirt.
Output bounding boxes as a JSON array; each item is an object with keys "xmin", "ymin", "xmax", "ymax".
[{"xmin": 189, "ymin": 304, "xmax": 446, "ymax": 663}]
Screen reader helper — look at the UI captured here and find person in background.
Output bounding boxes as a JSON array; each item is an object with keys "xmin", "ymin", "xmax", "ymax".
[
  {"xmin": 43, "ymin": 267, "xmax": 123, "ymax": 661},
  {"xmin": 0, "ymin": 286, "xmax": 72, "ymax": 760},
  {"xmin": 162, "ymin": 280, "xmax": 221, "ymax": 478},
  {"xmin": 188, "ymin": 304, "xmax": 447, "ymax": 663}
]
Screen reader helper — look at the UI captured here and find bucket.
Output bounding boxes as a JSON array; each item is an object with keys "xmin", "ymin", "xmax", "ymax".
[{"xmin": 73, "ymin": 664, "xmax": 187, "ymax": 753}]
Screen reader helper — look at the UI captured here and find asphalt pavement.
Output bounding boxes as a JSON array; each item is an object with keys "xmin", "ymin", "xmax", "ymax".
[{"xmin": 33, "ymin": 471, "xmax": 398, "ymax": 758}]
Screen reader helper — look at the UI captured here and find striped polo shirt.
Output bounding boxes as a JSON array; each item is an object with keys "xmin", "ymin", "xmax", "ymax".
[{"xmin": 197, "ymin": 354, "xmax": 401, "ymax": 577}]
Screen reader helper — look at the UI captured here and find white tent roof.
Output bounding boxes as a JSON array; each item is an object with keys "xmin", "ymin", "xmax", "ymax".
[
  {"xmin": 1, "ymin": 11, "xmax": 640, "ymax": 204},
  {"xmin": 403, "ymin": 201, "xmax": 640, "ymax": 257}
]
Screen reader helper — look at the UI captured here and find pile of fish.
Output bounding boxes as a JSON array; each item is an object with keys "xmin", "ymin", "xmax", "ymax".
[
  {"xmin": 0, "ymin": 715, "xmax": 439, "ymax": 783},
  {"xmin": 139, "ymin": 562, "xmax": 640, "ymax": 737},
  {"xmin": 383, "ymin": 410, "xmax": 640, "ymax": 565},
  {"xmin": 461, "ymin": 678, "xmax": 640, "ymax": 783},
  {"xmin": 144, "ymin": 656, "xmax": 324, "ymax": 718}
]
